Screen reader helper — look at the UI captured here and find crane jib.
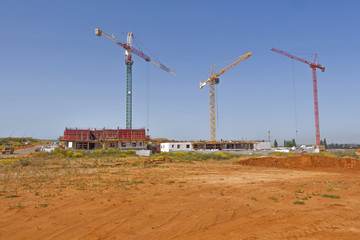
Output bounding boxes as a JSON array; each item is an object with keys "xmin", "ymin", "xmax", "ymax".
[{"xmin": 96, "ymin": 28, "xmax": 176, "ymax": 76}]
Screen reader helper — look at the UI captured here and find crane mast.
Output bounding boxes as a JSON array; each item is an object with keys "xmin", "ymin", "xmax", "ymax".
[
  {"xmin": 270, "ymin": 48, "xmax": 325, "ymax": 146},
  {"xmin": 200, "ymin": 52, "xmax": 252, "ymax": 142},
  {"xmin": 95, "ymin": 28, "xmax": 176, "ymax": 130},
  {"xmin": 125, "ymin": 32, "xmax": 134, "ymax": 129}
]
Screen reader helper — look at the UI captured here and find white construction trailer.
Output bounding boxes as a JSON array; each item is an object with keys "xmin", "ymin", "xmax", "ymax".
[{"xmin": 160, "ymin": 142, "xmax": 193, "ymax": 152}]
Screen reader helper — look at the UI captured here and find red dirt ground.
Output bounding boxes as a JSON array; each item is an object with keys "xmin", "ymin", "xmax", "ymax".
[
  {"xmin": 235, "ymin": 155, "xmax": 360, "ymax": 170},
  {"xmin": 1, "ymin": 156, "xmax": 360, "ymax": 239}
]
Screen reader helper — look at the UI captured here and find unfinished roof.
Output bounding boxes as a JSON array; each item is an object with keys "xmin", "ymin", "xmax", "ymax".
[{"xmin": 60, "ymin": 128, "xmax": 147, "ymax": 141}]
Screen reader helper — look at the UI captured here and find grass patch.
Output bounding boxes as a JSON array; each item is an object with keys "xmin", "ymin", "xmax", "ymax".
[
  {"xmin": 76, "ymin": 184, "xmax": 87, "ymax": 191},
  {"xmin": 20, "ymin": 159, "xmax": 31, "ymax": 167},
  {"xmin": 220, "ymin": 189, "xmax": 224, "ymax": 196},
  {"xmin": 151, "ymin": 151, "xmax": 248, "ymax": 163},
  {"xmin": 268, "ymin": 152, "xmax": 295, "ymax": 157},
  {"xmin": 268, "ymin": 196, "xmax": 278, "ymax": 202},
  {"xmin": 319, "ymin": 194, "xmax": 340, "ymax": 199},
  {"xmin": 132, "ymin": 180, "xmax": 144, "ymax": 184},
  {"xmin": 38, "ymin": 203, "xmax": 48, "ymax": 208},
  {"xmin": 9, "ymin": 203, "xmax": 25, "ymax": 209},
  {"xmin": 293, "ymin": 200, "xmax": 305, "ymax": 205},
  {"xmin": 5, "ymin": 195, "xmax": 20, "ymax": 198}
]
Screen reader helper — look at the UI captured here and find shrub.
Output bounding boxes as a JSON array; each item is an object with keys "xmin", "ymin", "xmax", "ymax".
[
  {"xmin": 20, "ymin": 159, "xmax": 31, "ymax": 167},
  {"xmin": 332, "ymin": 151, "xmax": 358, "ymax": 159},
  {"xmin": 73, "ymin": 152, "xmax": 84, "ymax": 158},
  {"xmin": 172, "ymin": 152, "xmax": 186, "ymax": 157},
  {"xmin": 107, "ymin": 148, "xmax": 117, "ymax": 153},
  {"xmin": 66, "ymin": 150, "xmax": 73, "ymax": 157},
  {"xmin": 95, "ymin": 149, "xmax": 105, "ymax": 154},
  {"xmin": 126, "ymin": 150, "xmax": 135, "ymax": 155}
]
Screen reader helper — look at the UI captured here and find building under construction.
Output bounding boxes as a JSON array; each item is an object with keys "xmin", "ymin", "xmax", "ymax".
[
  {"xmin": 59, "ymin": 128, "xmax": 148, "ymax": 150},
  {"xmin": 192, "ymin": 141, "xmax": 255, "ymax": 150}
]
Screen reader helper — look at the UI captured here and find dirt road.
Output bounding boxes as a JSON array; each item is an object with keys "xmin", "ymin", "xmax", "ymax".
[
  {"xmin": 1, "ymin": 157, "xmax": 360, "ymax": 239},
  {"xmin": 0, "ymin": 145, "xmax": 40, "ymax": 158}
]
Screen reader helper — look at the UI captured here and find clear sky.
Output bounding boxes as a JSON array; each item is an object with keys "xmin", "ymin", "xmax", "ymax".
[{"xmin": 1, "ymin": 0, "xmax": 359, "ymax": 144}]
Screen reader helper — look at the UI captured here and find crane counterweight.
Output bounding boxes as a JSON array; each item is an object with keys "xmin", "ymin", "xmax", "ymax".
[{"xmin": 95, "ymin": 28, "xmax": 102, "ymax": 37}]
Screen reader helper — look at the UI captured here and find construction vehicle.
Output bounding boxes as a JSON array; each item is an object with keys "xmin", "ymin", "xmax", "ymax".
[
  {"xmin": 200, "ymin": 52, "xmax": 252, "ymax": 142},
  {"xmin": 2, "ymin": 144, "xmax": 14, "ymax": 154}
]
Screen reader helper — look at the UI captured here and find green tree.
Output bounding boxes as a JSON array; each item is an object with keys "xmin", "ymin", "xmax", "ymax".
[
  {"xmin": 323, "ymin": 138, "xmax": 327, "ymax": 148},
  {"xmin": 274, "ymin": 139, "xmax": 278, "ymax": 147},
  {"xmin": 284, "ymin": 139, "xmax": 296, "ymax": 148}
]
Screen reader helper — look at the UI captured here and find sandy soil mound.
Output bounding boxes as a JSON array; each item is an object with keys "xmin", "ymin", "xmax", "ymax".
[{"xmin": 235, "ymin": 155, "xmax": 360, "ymax": 170}]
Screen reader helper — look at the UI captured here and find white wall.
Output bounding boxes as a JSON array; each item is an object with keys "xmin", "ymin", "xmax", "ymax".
[
  {"xmin": 160, "ymin": 143, "xmax": 170, "ymax": 152},
  {"xmin": 254, "ymin": 142, "xmax": 271, "ymax": 150}
]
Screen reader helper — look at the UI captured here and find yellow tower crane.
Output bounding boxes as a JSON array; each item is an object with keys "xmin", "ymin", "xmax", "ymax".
[{"xmin": 200, "ymin": 52, "xmax": 252, "ymax": 142}]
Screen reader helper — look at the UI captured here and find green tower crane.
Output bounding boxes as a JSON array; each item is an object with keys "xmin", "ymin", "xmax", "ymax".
[{"xmin": 95, "ymin": 28, "xmax": 176, "ymax": 129}]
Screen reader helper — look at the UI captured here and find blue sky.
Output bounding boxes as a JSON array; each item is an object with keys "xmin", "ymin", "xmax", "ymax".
[{"xmin": 0, "ymin": 0, "xmax": 359, "ymax": 144}]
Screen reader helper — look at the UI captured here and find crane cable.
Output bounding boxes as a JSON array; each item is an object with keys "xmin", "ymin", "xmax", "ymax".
[
  {"xmin": 291, "ymin": 60, "xmax": 299, "ymax": 145},
  {"xmin": 212, "ymin": 56, "xmax": 240, "ymax": 68},
  {"xmin": 133, "ymin": 36, "xmax": 163, "ymax": 65}
]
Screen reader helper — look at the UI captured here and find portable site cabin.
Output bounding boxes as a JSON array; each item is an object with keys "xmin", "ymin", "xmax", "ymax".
[{"xmin": 160, "ymin": 142, "xmax": 193, "ymax": 152}]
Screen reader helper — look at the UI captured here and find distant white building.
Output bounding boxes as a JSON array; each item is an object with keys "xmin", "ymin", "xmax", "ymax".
[
  {"xmin": 161, "ymin": 141, "xmax": 272, "ymax": 153},
  {"xmin": 160, "ymin": 142, "xmax": 193, "ymax": 152},
  {"xmin": 274, "ymin": 147, "xmax": 290, "ymax": 153},
  {"xmin": 254, "ymin": 141, "xmax": 271, "ymax": 150}
]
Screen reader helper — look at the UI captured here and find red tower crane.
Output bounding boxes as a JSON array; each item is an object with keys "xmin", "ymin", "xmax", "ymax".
[{"xmin": 270, "ymin": 48, "xmax": 325, "ymax": 146}]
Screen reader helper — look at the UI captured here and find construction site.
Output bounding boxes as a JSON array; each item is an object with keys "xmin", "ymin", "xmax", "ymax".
[
  {"xmin": 56, "ymin": 29, "xmax": 326, "ymax": 155},
  {"xmin": 1, "ymin": 2, "xmax": 360, "ymax": 239}
]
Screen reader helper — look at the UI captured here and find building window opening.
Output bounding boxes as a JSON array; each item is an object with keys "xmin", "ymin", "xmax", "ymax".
[
  {"xmin": 177, "ymin": 145, "xmax": 180, "ymax": 149},
  {"xmin": 89, "ymin": 143, "xmax": 95, "ymax": 150},
  {"xmin": 186, "ymin": 144, "xmax": 190, "ymax": 149}
]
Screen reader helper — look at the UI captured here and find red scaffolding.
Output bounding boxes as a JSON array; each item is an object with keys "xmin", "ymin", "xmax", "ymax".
[{"xmin": 59, "ymin": 128, "xmax": 147, "ymax": 141}]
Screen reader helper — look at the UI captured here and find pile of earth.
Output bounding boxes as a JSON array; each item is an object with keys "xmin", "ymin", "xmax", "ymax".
[{"xmin": 235, "ymin": 155, "xmax": 360, "ymax": 170}]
